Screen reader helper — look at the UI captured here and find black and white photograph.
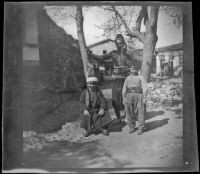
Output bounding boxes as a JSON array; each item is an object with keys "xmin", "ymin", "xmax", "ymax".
[{"xmin": 2, "ymin": 1, "xmax": 198, "ymax": 173}]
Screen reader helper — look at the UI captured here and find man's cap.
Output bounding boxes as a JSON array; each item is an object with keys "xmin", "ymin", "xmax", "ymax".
[{"xmin": 86, "ymin": 76, "xmax": 98, "ymax": 83}]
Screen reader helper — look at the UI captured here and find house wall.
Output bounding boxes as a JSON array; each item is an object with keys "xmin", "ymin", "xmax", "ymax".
[
  {"xmin": 22, "ymin": 4, "xmax": 42, "ymax": 64},
  {"xmin": 156, "ymin": 50, "xmax": 183, "ymax": 74},
  {"xmin": 23, "ymin": 4, "xmax": 39, "ymax": 45},
  {"xmin": 90, "ymin": 41, "xmax": 116, "ymax": 55},
  {"xmin": 23, "ymin": 46, "xmax": 39, "ymax": 61}
]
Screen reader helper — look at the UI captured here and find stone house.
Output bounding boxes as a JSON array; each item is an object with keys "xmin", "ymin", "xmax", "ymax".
[
  {"xmin": 88, "ymin": 39, "xmax": 115, "ymax": 75},
  {"xmin": 155, "ymin": 43, "xmax": 183, "ymax": 75},
  {"xmin": 128, "ymin": 43, "xmax": 183, "ymax": 75}
]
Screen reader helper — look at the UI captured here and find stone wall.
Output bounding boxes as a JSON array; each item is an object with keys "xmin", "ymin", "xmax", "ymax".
[
  {"xmin": 37, "ymin": 9, "xmax": 85, "ymax": 91},
  {"xmin": 22, "ymin": 8, "xmax": 86, "ymax": 134}
]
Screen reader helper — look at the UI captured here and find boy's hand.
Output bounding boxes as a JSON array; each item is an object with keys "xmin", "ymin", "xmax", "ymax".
[
  {"xmin": 84, "ymin": 109, "xmax": 89, "ymax": 116},
  {"xmin": 98, "ymin": 109, "xmax": 104, "ymax": 116}
]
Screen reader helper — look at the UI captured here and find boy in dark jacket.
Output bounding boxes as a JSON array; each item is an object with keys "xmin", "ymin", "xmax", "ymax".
[{"xmin": 79, "ymin": 76, "xmax": 112, "ymax": 137}]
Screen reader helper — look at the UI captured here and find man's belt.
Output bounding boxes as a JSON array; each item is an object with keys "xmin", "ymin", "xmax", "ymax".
[
  {"xmin": 112, "ymin": 74, "xmax": 126, "ymax": 79},
  {"xmin": 113, "ymin": 66, "xmax": 129, "ymax": 75},
  {"xmin": 127, "ymin": 87, "xmax": 142, "ymax": 94}
]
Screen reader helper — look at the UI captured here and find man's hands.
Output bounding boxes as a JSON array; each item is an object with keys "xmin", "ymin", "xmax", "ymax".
[
  {"xmin": 84, "ymin": 109, "xmax": 89, "ymax": 116},
  {"xmin": 84, "ymin": 109, "xmax": 105, "ymax": 117},
  {"xmin": 98, "ymin": 109, "xmax": 104, "ymax": 116}
]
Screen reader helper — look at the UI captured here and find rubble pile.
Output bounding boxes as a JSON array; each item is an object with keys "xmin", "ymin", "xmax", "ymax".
[
  {"xmin": 146, "ymin": 78, "xmax": 183, "ymax": 108},
  {"xmin": 23, "ymin": 120, "xmax": 94, "ymax": 152}
]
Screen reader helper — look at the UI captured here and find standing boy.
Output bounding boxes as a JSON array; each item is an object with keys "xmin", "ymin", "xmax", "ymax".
[{"xmin": 122, "ymin": 66, "xmax": 148, "ymax": 135}]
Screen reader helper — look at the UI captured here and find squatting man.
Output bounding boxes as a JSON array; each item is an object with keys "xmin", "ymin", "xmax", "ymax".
[{"xmin": 79, "ymin": 76, "xmax": 112, "ymax": 137}]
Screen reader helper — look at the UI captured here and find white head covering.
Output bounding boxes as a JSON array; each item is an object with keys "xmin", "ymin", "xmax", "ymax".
[{"xmin": 86, "ymin": 77, "xmax": 98, "ymax": 83}]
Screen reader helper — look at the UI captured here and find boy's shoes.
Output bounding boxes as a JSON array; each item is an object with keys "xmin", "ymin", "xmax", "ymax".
[
  {"xmin": 137, "ymin": 127, "xmax": 144, "ymax": 135},
  {"xmin": 101, "ymin": 129, "xmax": 109, "ymax": 136},
  {"xmin": 83, "ymin": 130, "xmax": 91, "ymax": 137}
]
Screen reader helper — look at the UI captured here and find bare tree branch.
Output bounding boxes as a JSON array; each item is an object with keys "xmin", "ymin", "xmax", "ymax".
[
  {"xmin": 111, "ymin": 6, "xmax": 133, "ymax": 36},
  {"xmin": 99, "ymin": 6, "xmax": 116, "ymax": 12},
  {"xmin": 150, "ymin": 6, "xmax": 159, "ymax": 27},
  {"xmin": 75, "ymin": 5, "xmax": 90, "ymax": 78},
  {"xmin": 111, "ymin": 6, "xmax": 146, "ymax": 43},
  {"xmin": 128, "ymin": 30, "xmax": 146, "ymax": 43},
  {"xmin": 143, "ymin": 5, "xmax": 149, "ymax": 26},
  {"xmin": 128, "ymin": 8, "xmax": 134, "ymax": 26},
  {"xmin": 135, "ymin": 7, "xmax": 143, "ymax": 31}
]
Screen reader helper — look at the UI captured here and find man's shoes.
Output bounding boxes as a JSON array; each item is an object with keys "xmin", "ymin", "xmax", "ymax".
[
  {"xmin": 137, "ymin": 127, "xmax": 144, "ymax": 135},
  {"xmin": 83, "ymin": 130, "xmax": 90, "ymax": 137},
  {"xmin": 101, "ymin": 129, "xmax": 109, "ymax": 136}
]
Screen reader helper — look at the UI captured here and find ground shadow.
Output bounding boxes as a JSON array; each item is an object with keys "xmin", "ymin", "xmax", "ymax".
[
  {"xmin": 173, "ymin": 99, "xmax": 183, "ymax": 106},
  {"xmin": 170, "ymin": 108, "xmax": 182, "ymax": 119},
  {"xmin": 92, "ymin": 119, "xmax": 126, "ymax": 135},
  {"xmin": 23, "ymin": 139, "xmax": 132, "ymax": 171},
  {"xmin": 170, "ymin": 108, "xmax": 182, "ymax": 115},
  {"xmin": 144, "ymin": 118, "xmax": 169, "ymax": 132},
  {"xmin": 145, "ymin": 110, "xmax": 165, "ymax": 120},
  {"xmin": 175, "ymin": 136, "xmax": 183, "ymax": 139},
  {"xmin": 108, "ymin": 119, "xmax": 126, "ymax": 132},
  {"xmin": 174, "ymin": 115, "xmax": 182, "ymax": 119}
]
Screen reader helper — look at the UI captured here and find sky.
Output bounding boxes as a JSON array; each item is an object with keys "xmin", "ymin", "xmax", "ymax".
[{"xmin": 46, "ymin": 6, "xmax": 183, "ymax": 48}]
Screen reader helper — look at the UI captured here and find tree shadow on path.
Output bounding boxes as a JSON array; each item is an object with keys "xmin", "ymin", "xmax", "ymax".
[
  {"xmin": 108, "ymin": 119, "xmax": 126, "ymax": 132},
  {"xmin": 145, "ymin": 110, "xmax": 165, "ymax": 120},
  {"xmin": 23, "ymin": 139, "xmax": 131, "ymax": 172},
  {"xmin": 92, "ymin": 119, "xmax": 126, "ymax": 135},
  {"xmin": 144, "ymin": 118, "xmax": 169, "ymax": 132},
  {"xmin": 170, "ymin": 108, "xmax": 182, "ymax": 115}
]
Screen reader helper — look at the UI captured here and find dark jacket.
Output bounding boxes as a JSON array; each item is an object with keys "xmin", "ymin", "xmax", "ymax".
[
  {"xmin": 79, "ymin": 88, "xmax": 111, "ymax": 130},
  {"xmin": 79, "ymin": 88, "xmax": 108, "ymax": 112}
]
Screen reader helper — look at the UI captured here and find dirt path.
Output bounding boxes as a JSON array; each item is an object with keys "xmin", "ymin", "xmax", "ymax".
[{"xmin": 22, "ymin": 86, "xmax": 183, "ymax": 171}]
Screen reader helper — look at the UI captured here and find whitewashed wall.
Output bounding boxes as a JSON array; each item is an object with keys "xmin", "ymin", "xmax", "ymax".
[{"xmin": 89, "ymin": 41, "xmax": 116, "ymax": 55}]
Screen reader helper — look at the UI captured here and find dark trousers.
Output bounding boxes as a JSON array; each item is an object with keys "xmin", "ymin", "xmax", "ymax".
[
  {"xmin": 80, "ymin": 110, "xmax": 112, "ymax": 131},
  {"xmin": 112, "ymin": 78, "xmax": 125, "ymax": 119},
  {"xmin": 124, "ymin": 93, "xmax": 145, "ymax": 128}
]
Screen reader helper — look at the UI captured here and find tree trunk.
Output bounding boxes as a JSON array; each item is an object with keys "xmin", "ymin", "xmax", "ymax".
[
  {"xmin": 75, "ymin": 6, "xmax": 89, "ymax": 78},
  {"xmin": 141, "ymin": 6, "xmax": 159, "ymax": 82},
  {"xmin": 141, "ymin": 34, "xmax": 157, "ymax": 82}
]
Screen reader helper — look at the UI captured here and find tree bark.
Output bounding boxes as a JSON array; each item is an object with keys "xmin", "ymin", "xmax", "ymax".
[
  {"xmin": 141, "ymin": 6, "xmax": 159, "ymax": 82},
  {"xmin": 141, "ymin": 34, "xmax": 158, "ymax": 82},
  {"xmin": 75, "ymin": 6, "xmax": 89, "ymax": 78},
  {"xmin": 111, "ymin": 6, "xmax": 145, "ymax": 43}
]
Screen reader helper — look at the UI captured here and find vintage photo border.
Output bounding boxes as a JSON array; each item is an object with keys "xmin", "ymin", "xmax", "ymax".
[{"xmin": 2, "ymin": 1, "xmax": 198, "ymax": 173}]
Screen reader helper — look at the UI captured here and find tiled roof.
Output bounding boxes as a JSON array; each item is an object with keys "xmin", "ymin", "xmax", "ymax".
[
  {"xmin": 88, "ymin": 39, "xmax": 115, "ymax": 48},
  {"xmin": 155, "ymin": 43, "xmax": 183, "ymax": 52}
]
